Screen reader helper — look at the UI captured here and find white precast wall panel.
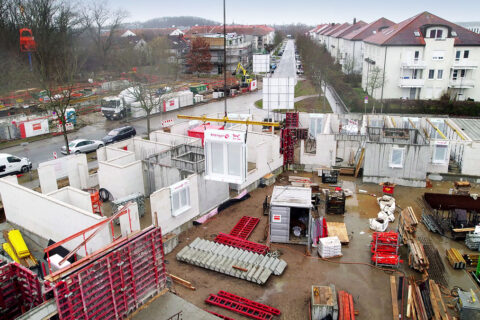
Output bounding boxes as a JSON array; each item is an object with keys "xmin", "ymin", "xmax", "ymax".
[
  {"xmin": 0, "ymin": 179, "xmax": 111, "ymax": 255},
  {"xmin": 263, "ymin": 77, "xmax": 295, "ymax": 110},
  {"xmin": 253, "ymin": 54, "xmax": 270, "ymax": 73}
]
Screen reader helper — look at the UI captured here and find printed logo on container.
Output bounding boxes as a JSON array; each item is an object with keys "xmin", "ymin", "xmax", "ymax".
[
  {"xmin": 272, "ymin": 215, "xmax": 282, "ymax": 223},
  {"xmin": 32, "ymin": 123, "xmax": 42, "ymax": 131}
]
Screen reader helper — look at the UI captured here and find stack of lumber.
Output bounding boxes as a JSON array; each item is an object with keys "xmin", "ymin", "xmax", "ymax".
[
  {"xmin": 400, "ymin": 207, "xmax": 419, "ymax": 234},
  {"xmin": 446, "ymin": 248, "xmax": 466, "ymax": 269},
  {"xmin": 289, "ymin": 176, "xmax": 312, "ymax": 187},
  {"xmin": 463, "ymin": 253, "xmax": 479, "ymax": 267},
  {"xmin": 407, "ymin": 238, "xmax": 429, "ymax": 272},
  {"xmin": 2, "ymin": 230, "xmax": 38, "ymax": 268},
  {"xmin": 407, "ymin": 278, "xmax": 451, "ymax": 320},
  {"xmin": 337, "ymin": 290, "xmax": 356, "ymax": 320}
]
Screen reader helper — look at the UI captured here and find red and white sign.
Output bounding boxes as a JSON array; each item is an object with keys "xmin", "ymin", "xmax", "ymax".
[
  {"xmin": 249, "ymin": 80, "xmax": 258, "ymax": 91},
  {"xmin": 272, "ymin": 215, "xmax": 282, "ymax": 223},
  {"xmin": 18, "ymin": 118, "xmax": 50, "ymax": 138},
  {"xmin": 161, "ymin": 119, "xmax": 174, "ymax": 127},
  {"xmin": 204, "ymin": 129, "xmax": 245, "ymax": 143},
  {"xmin": 163, "ymin": 97, "xmax": 179, "ymax": 112},
  {"xmin": 53, "ymin": 152, "xmax": 57, "ymax": 159},
  {"xmin": 56, "ymin": 122, "xmax": 74, "ymax": 133}
]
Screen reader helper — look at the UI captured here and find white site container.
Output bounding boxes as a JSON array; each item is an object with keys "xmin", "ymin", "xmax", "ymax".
[
  {"xmin": 163, "ymin": 97, "xmax": 179, "ymax": 112},
  {"xmin": 194, "ymin": 94, "xmax": 204, "ymax": 103},
  {"xmin": 178, "ymin": 90, "xmax": 194, "ymax": 108}
]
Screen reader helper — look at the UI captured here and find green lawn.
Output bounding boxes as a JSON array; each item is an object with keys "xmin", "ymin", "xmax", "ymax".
[
  {"xmin": 294, "ymin": 80, "xmax": 319, "ymax": 97},
  {"xmin": 293, "ymin": 97, "xmax": 332, "ymax": 113}
]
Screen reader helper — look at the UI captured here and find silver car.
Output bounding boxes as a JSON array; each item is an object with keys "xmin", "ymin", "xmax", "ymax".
[{"xmin": 61, "ymin": 139, "xmax": 104, "ymax": 154}]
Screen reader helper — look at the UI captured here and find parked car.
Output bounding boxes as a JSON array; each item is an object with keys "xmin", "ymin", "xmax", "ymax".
[
  {"xmin": 61, "ymin": 139, "xmax": 104, "ymax": 155},
  {"xmin": 0, "ymin": 153, "xmax": 32, "ymax": 176},
  {"xmin": 101, "ymin": 126, "xmax": 136, "ymax": 144}
]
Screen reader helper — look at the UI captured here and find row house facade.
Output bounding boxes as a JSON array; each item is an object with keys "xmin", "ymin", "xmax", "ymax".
[{"xmin": 362, "ymin": 12, "xmax": 480, "ymax": 101}]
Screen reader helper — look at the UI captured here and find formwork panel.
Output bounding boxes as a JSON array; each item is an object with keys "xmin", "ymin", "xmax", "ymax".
[{"xmin": 52, "ymin": 227, "xmax": 167, "ymax": 320}]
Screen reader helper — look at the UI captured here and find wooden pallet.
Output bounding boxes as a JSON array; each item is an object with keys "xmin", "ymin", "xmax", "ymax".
[
  {"xmin": 326, "ymin": 222, "xmax": 349, "ymax": 245},
  {"xmin": 446, "ymin": 248, "xmax": 466, "ymax": 269}
]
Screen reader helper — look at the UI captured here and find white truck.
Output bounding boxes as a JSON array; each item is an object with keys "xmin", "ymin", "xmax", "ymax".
[
  {"xmin": 101, "ymin": 88, "xmax": 194, "ymax": 120},
  {"xmin": 101, "ymin": 87, "xmax": 138, "ymax": 120}
]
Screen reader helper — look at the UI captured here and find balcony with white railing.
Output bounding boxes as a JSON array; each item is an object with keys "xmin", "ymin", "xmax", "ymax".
[
  {"xmin": 449, "ymin": 79, "xmax": 475, "ymax": 88},
  {"xmin": 401, "ymin": 59, "xmax": 427, "ymax": 69},
  {"xmin": 452, "ymin": 60, "xmax": 478, "ymax": 69},
  {"xmin": 398, "ymin": 78, "xmax": 425, "ymax": 88}
]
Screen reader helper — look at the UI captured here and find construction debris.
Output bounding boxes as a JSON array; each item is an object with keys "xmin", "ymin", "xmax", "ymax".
[
  {"xmin": 446, "ymin": 248, "xmax": 466, "ymax": 269},
  {"xmin": 399, "ymin": 206, "xmax": 418, "ymax": 234},
  {"xmin": 406, "ymin": 278, "xmax": 451, "ymax": 320},
  {"xmin": 176, "ymin": 238, "xmax": 287, "ymax": 285},
  {"xmin": 406, "ymin": 237, "xmax": 429, "ymax": 272},
  {"xmin": 168, "ymin": 273, "xmax": 196, "ymax": 290}
]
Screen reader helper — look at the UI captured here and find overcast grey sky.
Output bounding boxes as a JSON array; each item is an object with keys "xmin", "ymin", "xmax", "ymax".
[{"xmin": 112, "ymin": 0, "xmax": 480, "ymax": 25}]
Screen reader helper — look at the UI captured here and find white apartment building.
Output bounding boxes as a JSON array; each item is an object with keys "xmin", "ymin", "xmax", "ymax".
[
  {"xmin": 317, "ymin": 24, "xmax": 339, "ymax": 47},
  {"xmin": 361, "ymin": 12, "xmax": 480, "ymax": 101},
  {"xmin": 339, "ymin": 18, "xmax": 394, "ymax": 74},
  {"xmin": 333, "ymin": 21, "xmax": 367, "ymax": 63}
]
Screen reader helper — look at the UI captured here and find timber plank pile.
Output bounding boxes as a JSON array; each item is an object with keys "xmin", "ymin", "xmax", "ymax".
[
  {"xmin": 446, "ymin": 248, "xmax": 466, "ymax": 269},
  {"xmin": 398, "ymin": 207, "xmax": 429, "ymax": 272},
  {"xmin": 463, "ymin": 253, "xmax": 479, "ymax": 267},
  {"xmin": 406, "ymin": 278, "xmax": 451, "ymax": 320},
  {"xmin": 407, "ymin": 238, "xmax": 429, "ymax": 272},
  {"xmin": 400, "ymin": 207, "xmax": 419, "ymax": 235}
]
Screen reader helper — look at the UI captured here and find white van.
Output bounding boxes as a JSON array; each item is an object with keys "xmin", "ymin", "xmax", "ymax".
[{"xmin": 0, "ymin": 153, "xmax": 32, "ymax": 176}]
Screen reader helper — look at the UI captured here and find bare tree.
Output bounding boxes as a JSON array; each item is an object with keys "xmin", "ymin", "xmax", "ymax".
[
  {"xmin": 186, "ymin": 37, "xmax": 212, "ymax": 75},
  {"xmin": 129, "ymin": 84, "xmax": 162, "ymax": 137},
  {"xmin": 366, "ymin": 66, "xmax": 385, "ymax": 97},
  {"xmin": 83, "ymin": 0, "xmax": 127, "ymax": 70},
  {"xmin": 342, "ymin": 55, "xmax": 355, "ymax": 75}
]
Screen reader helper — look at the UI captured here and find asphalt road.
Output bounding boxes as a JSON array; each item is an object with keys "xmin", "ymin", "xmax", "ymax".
[{"xmin": 1, "ymin": 91, "xmax": 264, "ymax": 168}]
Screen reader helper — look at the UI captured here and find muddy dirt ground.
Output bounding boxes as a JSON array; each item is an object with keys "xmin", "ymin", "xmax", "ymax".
[{"xmin": 140, "ymin": 172, "xmax": 479, "ymax": 319}]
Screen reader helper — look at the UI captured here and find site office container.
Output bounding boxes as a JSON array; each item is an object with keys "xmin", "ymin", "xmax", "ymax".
[
  {"xmin": 187, "ymin": 123, "xmax": 224, "ymax": 146},
  {"xmin": 16, "ymin": 118, "xmax": 50, "ymax": 138},
  {"xmin": 270, "ymin": 186, "xmax": 312, "ymax": 245},
  {"xmin": 189, "ymin": 84, "xmax": 207, "ymax": 94}
]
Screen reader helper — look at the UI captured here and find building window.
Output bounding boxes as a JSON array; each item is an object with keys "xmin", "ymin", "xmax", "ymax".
[
  {"xmin": 433, "ymin": 143, "xmax": 448, "ymax": 164},
  {"xmin": 464, "ymin": 50, "xmax": 470, "ymax": 59},
  {"xmin": 390, "ymin": 147, "xmax": 405, "ymax": 168},
  {"xmin": 170, "ymin": 180, "xmax": 190, "ymax": 217},
  {"xmin": 414, "ymin": 51, "xmax": 420, "ymax": 60},
  {"xmin": 429, "ymin": 29, "xmax": 444, "ymax": 39},
  {"xmin": 455, "ymin": 50, "xmax": 461, "ymax": 61},
  {"xmin": 437, "ymin": 70, "xmax": 443, "ymax": 80},
  {"xmin": 432, "ymin": 51, "xmax": 444, "ymax": 60},
  {"xmin": 428, "ymin": 69, "xmax": 435, "ymax": 79}
]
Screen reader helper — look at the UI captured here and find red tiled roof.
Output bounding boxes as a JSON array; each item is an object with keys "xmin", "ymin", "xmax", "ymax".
[
  {"xmin": 324, "ymin": 23, "xmax": 351, "ymax": 36},
  {"xmin": 186, "ymin": 25, "xmax": 275, "ymax": 36},
  {"xmin": 364, "ymin": 11, "xmax": 480, "ymax": 46},
  {"xmin": 331, "ymin": 21, "xmax": 367, "ymax": 38},
  {"xmin": 317, "ymin": 24, "xmax": 339, "ymax": 35},
  {"xmin": 342, "ymin": 18, "xmax": 395, "ymax": 41}
]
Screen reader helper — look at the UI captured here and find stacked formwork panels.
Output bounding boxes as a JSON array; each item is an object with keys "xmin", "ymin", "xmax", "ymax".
[
  {"xmin": 281, "ymin": 112, "xmax": 299, "ymax": 165},
  {"xmin": 0, "ymin": 263, "xmax": 44, "ymax": 320},
  {"xmin": 50, "ymin": 226, "xmax": 167, "ymax": 320}
]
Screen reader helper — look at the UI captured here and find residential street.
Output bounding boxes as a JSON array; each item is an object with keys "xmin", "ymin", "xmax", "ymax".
[{"xmin": 1, "ymin": 91, "xmax": 264, "ymax": 168}]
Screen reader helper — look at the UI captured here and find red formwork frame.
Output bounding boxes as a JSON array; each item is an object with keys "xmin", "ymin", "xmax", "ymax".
[
  {"xmin": 217, "ymin": 290, "xmax": 281, "ymax": 316},
  {"xmin": 229, "ymin": 216, "xmax": 260, "ymax": 240},
  {"xmin": 214, "ymin": 233, "xmax": 269, "ymax": 255},
  {"xmin": 50, "ymin": 226, "xmax": 167, "ymax": 320},
  {"xmin": 205, "ymin": 294, "xmax": 273, "ymax": 320},
  {"xmin": 0, "ymin": 263, "xmax": 44, "ymax": 320}
]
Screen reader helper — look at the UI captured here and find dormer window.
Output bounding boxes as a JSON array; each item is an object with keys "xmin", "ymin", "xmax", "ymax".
[{"xmin": 429, "ymin": 29, "xmax": 443, "ymax": 39}]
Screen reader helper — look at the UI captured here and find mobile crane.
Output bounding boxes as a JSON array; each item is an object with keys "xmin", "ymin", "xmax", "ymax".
[{"xmin": 232, "ymin": 63, "xmax": 252, "ymax": 88}]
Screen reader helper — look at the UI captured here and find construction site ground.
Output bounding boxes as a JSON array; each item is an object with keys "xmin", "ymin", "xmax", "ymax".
[{"xmin": 136, "ymin": 172, "xmax": 480, "ymax": 320}]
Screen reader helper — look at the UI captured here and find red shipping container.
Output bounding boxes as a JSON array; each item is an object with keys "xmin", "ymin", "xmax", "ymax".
[{"xmin": 187, "ymin": 123, "xmax": 224, "ymax": 146}]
